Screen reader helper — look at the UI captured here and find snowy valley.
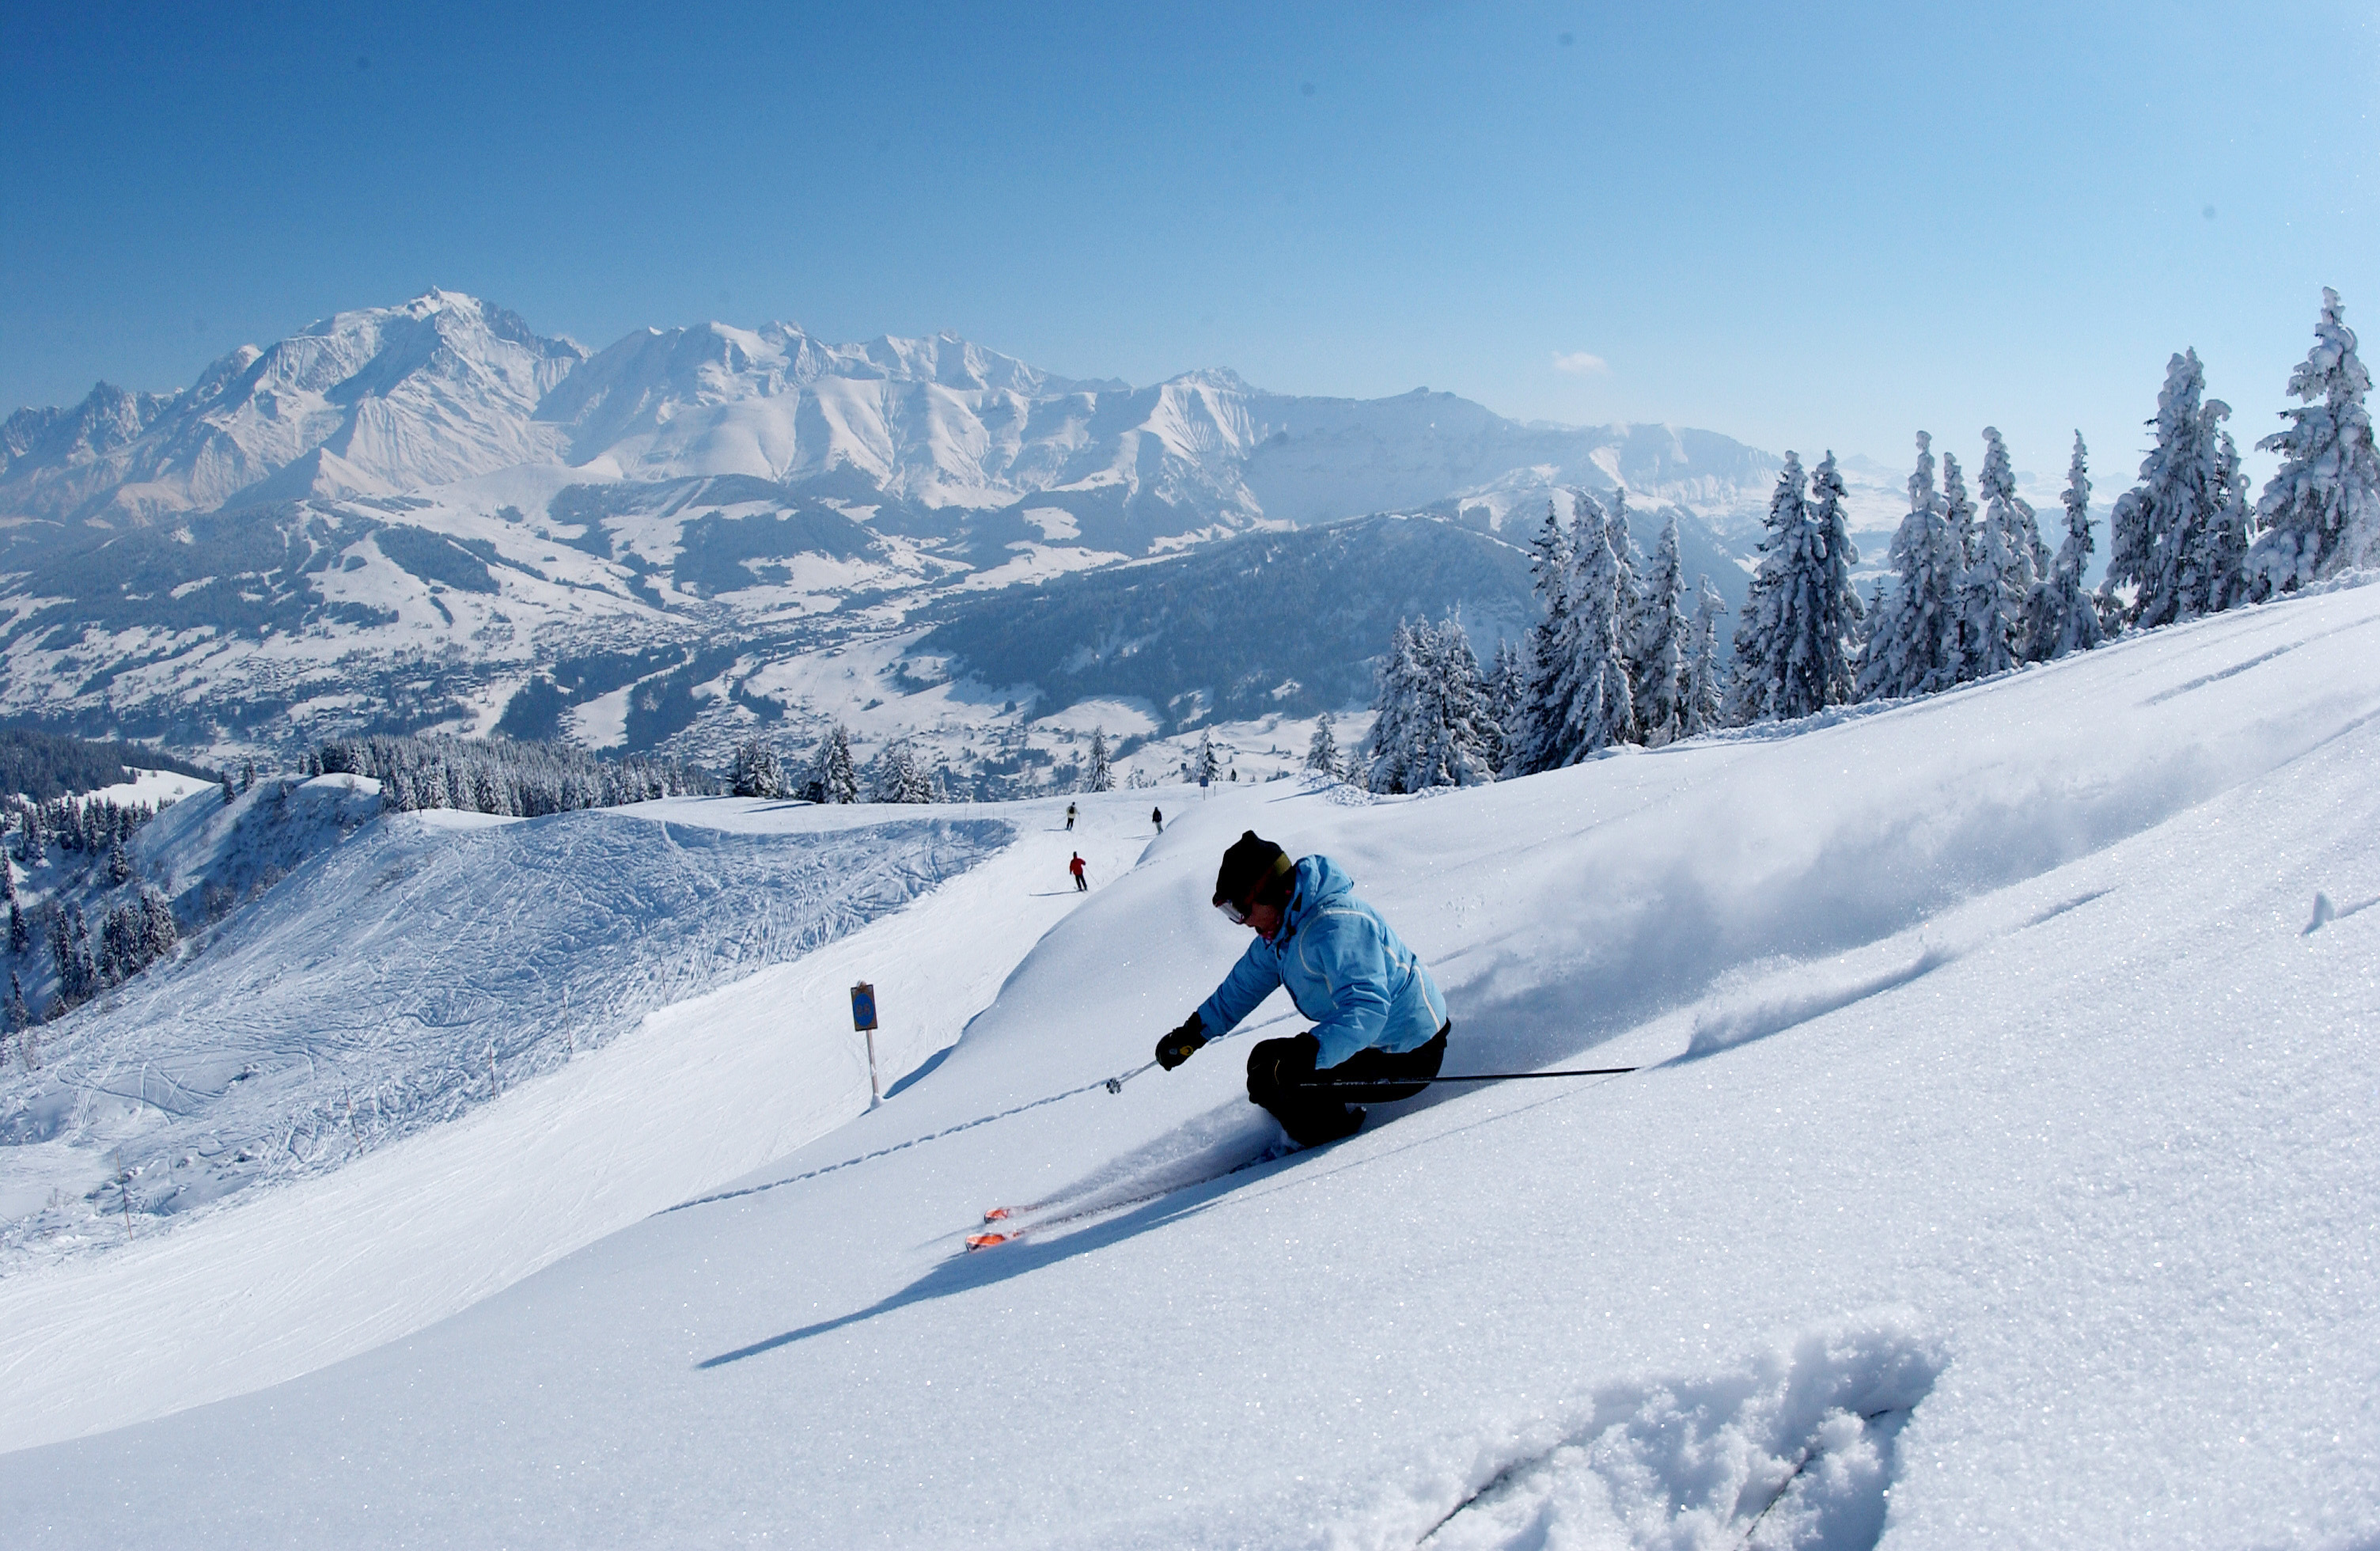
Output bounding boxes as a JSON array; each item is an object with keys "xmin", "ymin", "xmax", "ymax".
[{"xmin": 0, "ymin": 574, "xmax": 2374, "ymax": 1549}]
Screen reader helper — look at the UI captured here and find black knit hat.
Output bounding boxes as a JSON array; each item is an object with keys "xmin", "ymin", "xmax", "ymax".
[{"xmin": 1213, "ymin": 830, "xmax": 1292, "ymax": 908}]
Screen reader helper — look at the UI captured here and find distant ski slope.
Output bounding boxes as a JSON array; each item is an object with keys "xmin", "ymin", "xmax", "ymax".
[{"xmin": 5, "ymin": 582, "xmax": 2379, "ymax": 1549}]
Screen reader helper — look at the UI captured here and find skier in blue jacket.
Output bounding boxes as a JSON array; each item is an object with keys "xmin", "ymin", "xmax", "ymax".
[{"xmin": 1154, "ymin": 831, "xmax": 1450, "ymax": 1145}]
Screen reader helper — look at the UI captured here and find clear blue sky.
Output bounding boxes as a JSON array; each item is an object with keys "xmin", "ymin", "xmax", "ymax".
[{"xmin": 5, "ymin": 1, "xmax": 2374, "ymax": 485}]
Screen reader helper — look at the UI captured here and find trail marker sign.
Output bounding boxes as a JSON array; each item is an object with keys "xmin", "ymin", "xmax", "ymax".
[{"xmin": 851, "ymin": 982, "xmax": 881, "ymax": 1105}]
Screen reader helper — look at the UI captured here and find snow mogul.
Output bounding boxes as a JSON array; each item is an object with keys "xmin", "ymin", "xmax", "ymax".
[{"xmin": 1154, "ymin": 831, "xmax": 1449, "ymax": 1146}]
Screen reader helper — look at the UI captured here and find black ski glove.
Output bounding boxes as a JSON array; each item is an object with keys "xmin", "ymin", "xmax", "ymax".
[
  {"xmin": 1247, "ymin": 1032, "xmax": 1320, "ymax": 1101},
  {"xmin": 1154, "ymin": 1014, "xmax": 1207, "ymax": 1070}
]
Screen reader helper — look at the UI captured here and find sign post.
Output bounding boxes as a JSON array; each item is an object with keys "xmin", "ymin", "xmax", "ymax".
[{"xmin": 850, "ymin": 981, "xmax": 881, "ymax": 1107}]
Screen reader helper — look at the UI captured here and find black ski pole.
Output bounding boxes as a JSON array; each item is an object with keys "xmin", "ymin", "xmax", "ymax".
[{"xmin": 1290, "ymin": 1064, "xmax": 1636, "ymax": 1089}]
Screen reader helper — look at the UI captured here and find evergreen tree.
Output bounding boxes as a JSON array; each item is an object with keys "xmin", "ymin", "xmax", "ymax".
[
  {"xmin": 6, "ymin": 971, "xmax": 29, "ymax": 1058},
  {"xmin": 1305, "ymin": 714, "xmax": 1341, "ymax": 778},
  {"xmin": 108, "ymin": 836, "xmax": 131, "ymax": 886},
  {"xmin": 1634, "ymin": 512, "xmax": 1688, "ymax": 745},
  {"xmin": 1727, "ymin": 453, "xmax": 1809, "ymax": 722},
  {"xmin": 1482, "ymin": 636, "xmax": 1522, "ymax": 774},
  {"xmin": 7, "ymin": 902, "xmax": 25, "ymax": 956},
  {"xmin": 1418, "ymin": 615, "xmax": 1500, "ymax": 789},
  {"xmin": 17, "ymin": 807, "xmax": 40, "ymax": 868},
  {"xmin": 2029, "ymin": 433, "xmax": 2105, "ymax": 660},
  {"xmin": 1, "ymin": 855, "xmax": 12, "ymax": 904},
  {"xmin": 1607, "ymin": 487, "xmax": 1646, "ymax": 660},
  {"xmin": 1794, "ymin": 452, "xmax": 1865, "ymax": 714},
  {"xmin": 1193, "ymin": 728, "xmax": 1222, "ymax": 786},
  {"xmin": 2250, "ymin": 287, "xmax": 2380, "ymax": 593},
  {"xmin": 1959, "ymin": 427, "xmax": 2044, "ymax": 679},
  {"xmin": 1087, "ymin": 728, "xmax": 1114, "ymax": 792},
  {"xmin": 1366, "ymin": 616, "xmax": 1498, "ymax": 792},
  {"xmin": 868, "ymin": 741, "xmax": 936, "ymax": 803},
  {"xmin": 730, "ymin": 738, "xmax": 786, "ymax": 799},
  {"xmin": 809, "ymin": 725, "xmax": 860, "ymax": 803},
  {"xmin": 2104, "ymin": 350, "xmax": 2237, "ymax": 629},
  {"xmin": 1680, "ymin": 576, "xmax": 1729, "ymax": 738},
  {"xmin": 2198, "ymin": 423, "xmax": 2253, "ymax": 616},
  {"xmin": 1858, "ymin": 432, "xmax": 1965, "ymax": 700},
  {"xmin": 1364, "ymin": 624, "xmax": 1422, "ymax": 791},
  {"xmin": 1553, "ymin": 495, "xmax": 1636, "ymax": 760},
  {"xmin": 1514, "ymin": 501, "xmax": 1576, "ymax": 775},
  {"xmin": 52, "ymin": 904, "xmax": 96, "ymax": 1004},
  {"xmin": 221, "ymin": 772, "xmax": 237, "ymax": 806}
]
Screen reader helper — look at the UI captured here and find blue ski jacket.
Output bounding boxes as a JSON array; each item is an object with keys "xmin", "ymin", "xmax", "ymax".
[{"xmin": 1196, "ymin": 854, "xmax": 1447, "ymax": 1070}]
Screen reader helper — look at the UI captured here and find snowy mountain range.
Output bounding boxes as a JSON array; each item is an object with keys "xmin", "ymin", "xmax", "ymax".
[
  {"xmin": 2, "ymin": 290, "xmax": 1784, "ymax": 537},
  {"xmin": 0, "ymin": 290, "xmax": 1832, "ymax": 776}
]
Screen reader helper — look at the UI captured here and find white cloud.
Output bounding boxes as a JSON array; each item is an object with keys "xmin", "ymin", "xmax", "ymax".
[{"xmin": 1552, "ymin": 350, "xmax": 1611, "ymax": 376}]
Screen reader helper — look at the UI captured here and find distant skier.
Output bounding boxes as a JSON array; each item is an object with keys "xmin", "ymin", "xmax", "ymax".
[
  {"xmin": 1069, "ymin": 852, "xmax": 1088, "ymax": 892},
  {"xmin": 1154, "ymin": 831, "xmax": 1449, "ymax": 1146},
  {"xmin": 1151, "ymin": 806, "xmax": 1164, "ymax": 833},
  {"xmin": 1066, "ymin": 802, "xmax": 1077, "ymax": 831}
]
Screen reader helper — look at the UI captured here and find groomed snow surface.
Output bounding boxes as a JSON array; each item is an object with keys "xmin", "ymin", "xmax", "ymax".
[{"xmin": 6, "ymin": 583, "xmax": 2380, "ymax": 1549}]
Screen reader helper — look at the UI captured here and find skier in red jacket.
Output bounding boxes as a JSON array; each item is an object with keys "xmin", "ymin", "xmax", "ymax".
[{"xmin": 1068, "ymin": 852, "xmax": 1088, "ymax": 892}]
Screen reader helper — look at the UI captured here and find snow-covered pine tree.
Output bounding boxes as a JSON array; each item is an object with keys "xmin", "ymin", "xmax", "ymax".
[
  {"xmin": 1365, "ymin": 622, "xmax": 1423, "ymax": 792},
  {"xmin": 1794, "ymin": 452, "xmax": 1864, "ymax": 714},
  {"xmin": 1607, "ymin": 487, "xmax": 1646, "ymax": 658},
  {"xmin": 1, "ymin": 855, "xmax": 13, "ymax": 904},
  {"xmin": 1514, "ymin": 500, "xmax": 1575, "ymax": 776},
  {"xmin": 1193, "ymin": 728, "xmax": 1222, "ymax": 787},
  {"xmin": 1938, "ymin": 449, "xmax": 1986, "ymax": 679},
  {"xmin": 1305, "ymin": 714, "xmax": 1341, "ymax": 778},
  {"xmin": 730, "ymin": 738, "xmax": 785, "ymax": 799},
  {"xmin": 2197, "ymin": 421, "xmax": 2253, "ymax": 616},
  {"xmin": 1483, "ymin": 636, "xmax": 1522, "ymax": 774},
  {"xmin": 1959, "ymin": 427, "xmax": 2044, "ymax": 680},
  {"xmin": 1088, "ymin": 729, "xmax": 1114, "ymax": 791},
  {"xmin": 1366, "ymin": 617, "xmax": 1498, "ymax": 792},
  {"xmin": 2249, "ymin": 288, "xmax": 2380, "ymax": 593},
  {"xmin": 2103, "ymin": 350, "xmax": 2234, "ymax": 630},
  {"xmin": 1857, "ymin": 432, "xmax": 1964, "ymax": 700},
  {"xmin": 868, "ymin": 741, "xmax": 935, "ymax": 803},
  {"xmin": 140, "ymin": 885, "xmax": 177, "ymax": 963},
  {"xmin": 220, "ymin": 772, "xmax": 237, "ymax": 806},
  {"xmin": 1415, "ymin": 614, "xmax": 1499, "ymax": 789},
  {"xmin": 1727, "ymin": 453, "xmax": 1808, "ymax": 722},
  {"xmin": 1634, "ymin": 512, "xmax": 1688, "ymax": 745},
  {"xmin": 2029, "ymin": 433, "xmax": 2105, "ymax": 659},
  {"xmin": 107, "ymin": 836, "xmax": 130, "ymax": 886},
  {"xmin": 1680, "ymin": 575, "xmax": 1729, "ymax": 738},
  {"xmin": 7, "ymin": 903, "xmax": 25, "ymax": 955},
  {"xmin": 6, "ymin": 970, "xmax": 28, "ymax": 1056},
  {"xmin": 809, "ymin": 725, "xmax": 860, "ymax": 803},
  {"xmin": 1555, "ymin": 493, "xmax": 1636, "ymax": 760}
]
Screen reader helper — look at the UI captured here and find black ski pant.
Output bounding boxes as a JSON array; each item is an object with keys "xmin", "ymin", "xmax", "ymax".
[{"xmin": 1245, "ymin": 1022, "xmax": 1450, "ymax": 1146}]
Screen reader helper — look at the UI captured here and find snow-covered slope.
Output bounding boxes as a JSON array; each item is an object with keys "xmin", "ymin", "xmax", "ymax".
[
  {"xmin": 4, "ymin": 581, "xmax": 2378, "ymax": 1548},
  {"xmin": 0, "ymin": 778, "xmax": 1006, "ymax": 1272}
]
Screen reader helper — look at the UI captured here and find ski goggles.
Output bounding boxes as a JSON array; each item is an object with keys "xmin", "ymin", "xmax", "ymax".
[{"xmin": 1214, "ymin": 853, "xmax": 1294, "ymax": 924}]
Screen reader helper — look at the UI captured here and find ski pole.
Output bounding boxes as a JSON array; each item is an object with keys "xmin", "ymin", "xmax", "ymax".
[
  {"xmin": 1104, "ymin": 1060, "xmax": 1158, "ymax": 1094},
  {"xmin": 1290, "ymin": 1065, "xmax": 1637, "ymax": 1089}
]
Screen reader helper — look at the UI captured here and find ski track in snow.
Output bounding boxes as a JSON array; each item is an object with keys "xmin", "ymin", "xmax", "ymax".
[
  {"xmin": 4, "ymin": 585, "xmax": 2380, "ymax": 1549},
  {"xmin": 2, "ymin": 794, "xmax": 1004, "ymax": 1271}
]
